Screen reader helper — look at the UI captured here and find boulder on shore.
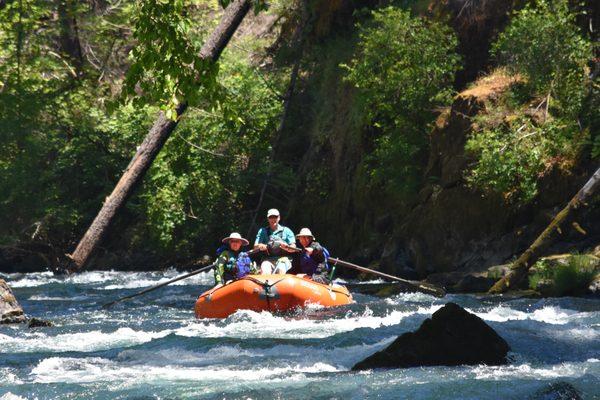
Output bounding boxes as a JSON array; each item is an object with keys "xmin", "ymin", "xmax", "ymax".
[
  {"xmin": 1, "ymin": 279, "xmax": 26, "ymax": 324},
  {"xmin": 352, "ymin": 302, "xmax": 509, "ymax": 370}
]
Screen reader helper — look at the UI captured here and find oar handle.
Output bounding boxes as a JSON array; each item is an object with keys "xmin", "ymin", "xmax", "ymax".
[
  {"xmin": 329, "ymin": 257, "xmax": 446, "ymax": 297},
  {"xmin": 102, "ymin": 262, "xmax": 217, "ymax": 309}
]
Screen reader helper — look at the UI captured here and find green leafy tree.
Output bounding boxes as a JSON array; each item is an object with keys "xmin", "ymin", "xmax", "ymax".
[
  {"xmin": 466, "ymin": 0, "xmax": 594, "ymax": 203},
  {"xmin": 138, "ymin": 44, "xmax": 285, "ymax": 254},
  {"xmin": 492, "ymin": 0, "xmax": 592, "ymax": 117},
  {"xmin": 343, "ymin": 7, "xmax": 460, "ymax": 194}
]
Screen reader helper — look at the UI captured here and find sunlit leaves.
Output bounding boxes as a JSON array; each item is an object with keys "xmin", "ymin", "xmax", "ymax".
[
  {"xmin": 493, "ymin": 0, "xmax": 592, "ymax": 118},
  {"xmin": 343, "ymin": 7, "xmax": 460, "ymax": 194},
  {"xmin": 466, "ymin": 0, "xmax": 593, "ymax": 203},
  {"xmin": 123, "ymin": 0, "xmax": 221, "ymax": 116}
]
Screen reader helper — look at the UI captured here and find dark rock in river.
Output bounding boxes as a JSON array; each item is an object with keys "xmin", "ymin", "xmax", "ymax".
[
  {"xmin": 28, "ymin": 317, "xmax": 54, "ymax": 328},
  {"xmin": 1, "ymin": 279, "xmax": 26, "ymax": 324},
  {"xmin": 352, "ymin": 302, "xmax": 509, "ymax": 370},
  {"xmin": 531, "ymin": 381, "xmax": 582, "ymax": 400}
]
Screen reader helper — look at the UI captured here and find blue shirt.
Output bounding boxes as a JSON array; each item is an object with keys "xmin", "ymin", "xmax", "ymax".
[{"xmin": 254, "ymin": 224, "xmax": 295, "ymax": 246}]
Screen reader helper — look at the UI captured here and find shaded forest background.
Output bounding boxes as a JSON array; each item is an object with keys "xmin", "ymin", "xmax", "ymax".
[{"xmin": 0, "ymin": 0, "xmax": 598, "ymax": 277}]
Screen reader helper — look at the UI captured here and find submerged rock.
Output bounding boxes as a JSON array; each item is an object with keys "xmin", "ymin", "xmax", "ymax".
[
  {"xmin": 531, "ymin": 381, "xmax": 582, "ymax": 400},
  {"xmin": 0, "ymin": 279, "xmax": 26, "ymax": 324},
  {"xmin": 28, "ymin": 317, "xmax": 54, "ymax": 328},
  {"xmin": 352, "ymin": 302, "xmax": 509, "ymax": 370}
]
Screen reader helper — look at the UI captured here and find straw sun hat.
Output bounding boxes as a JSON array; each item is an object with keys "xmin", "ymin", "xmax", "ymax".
[{"xmin": 221, "ymin": 232, "xmax": 249, "ymax": 246}]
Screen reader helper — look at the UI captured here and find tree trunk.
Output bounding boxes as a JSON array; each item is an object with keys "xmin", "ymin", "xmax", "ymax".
[
  {"xmin": 67, "ymin": 0, "xmax": 251, "ymax": 272},
  {"xmin": 488, "ymin": 167, "xmax": 600, "ymax": 294},
  {"xmin": 57, "ymin": 0, "xmax": 84, "ymax": 76}
]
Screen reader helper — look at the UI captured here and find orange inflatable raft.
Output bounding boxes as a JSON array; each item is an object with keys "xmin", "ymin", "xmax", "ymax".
[{"xmin": 194, "ymin": 274, "xmax": 352, "ymax": 318}]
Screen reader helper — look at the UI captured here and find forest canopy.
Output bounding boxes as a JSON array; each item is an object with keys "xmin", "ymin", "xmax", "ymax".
[{"xmin": 0, "ymin": 0, "xmax": 597, "ymax": 267}]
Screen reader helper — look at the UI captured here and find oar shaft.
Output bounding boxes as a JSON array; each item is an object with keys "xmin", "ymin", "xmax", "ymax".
[
  {"xmin": 329, "ymin": 257, "xmax": 445, "ymax": 297},
  {"xmin": 102, "ymin": 263, "xmax": 216, "ymax": 308}
]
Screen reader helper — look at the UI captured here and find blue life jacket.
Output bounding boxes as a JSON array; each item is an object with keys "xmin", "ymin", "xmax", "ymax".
[{"xmin": 297, "ymin": 245, "xmax": 329, "ymax": 275}]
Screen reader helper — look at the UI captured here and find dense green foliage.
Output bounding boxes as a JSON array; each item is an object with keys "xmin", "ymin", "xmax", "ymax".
[
  {"xmin": 0, "ymin": 0, "xmax": 596, "ymax": 268},
  {"xmin": 141, "ymin": 50, "xmax": 284, "ymax": 252},
  {"xmin": 343, "ymin": 7, "xmax": 460, "ymax": 195},
  {"xmin": 529, "ymin": 255, "xmax": 599, "ymax": 296},
  {"xmin": 123, "ymin": 0, "xmax": 220, "ymax": 117},
  {"xmin": 0, "ymin": 0, "xmax": 285, "ymax": 259},
  {"xmin": 465, "ymin": 0, "xmax": 594, "ymax": 203},
  {"xmin": 0, "ymin": 0, "xmax": 146, "ymax": 248}
]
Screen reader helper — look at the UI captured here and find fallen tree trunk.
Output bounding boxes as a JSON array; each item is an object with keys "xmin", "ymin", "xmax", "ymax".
[
  {"xmin": 488, "ymin": 167, "xmax": 600, "ymax": 294},
  {"xmin": 67, "ymin": 0, "xmax": 251, "ymax": 272}
]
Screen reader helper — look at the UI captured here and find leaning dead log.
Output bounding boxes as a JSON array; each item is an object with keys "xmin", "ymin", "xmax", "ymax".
[
  {"xmin": 489, "ymin": 167, "xmax": 600, "ymax": 294},
  {"xmin": 67, "ymin": 0, "xmax": 252, "ymax": 272}
]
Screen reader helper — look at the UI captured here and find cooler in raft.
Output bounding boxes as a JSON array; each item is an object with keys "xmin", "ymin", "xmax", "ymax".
[{"xmin": 195, "ymin": 274, "xmax": 352, "ymax": 318}]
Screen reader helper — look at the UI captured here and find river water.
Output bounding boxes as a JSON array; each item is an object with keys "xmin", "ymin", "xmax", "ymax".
[{"xmin": 0, "ymin": 270, "xmax": 598, "ymax": 399}]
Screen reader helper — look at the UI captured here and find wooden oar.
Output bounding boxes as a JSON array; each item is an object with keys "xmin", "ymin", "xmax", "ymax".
[
  {"xmin": 101, "ymin": 262, "xmax": 217, "ymax": 309},
  {"xmin": 329, "ymin": 257, "xmax": 446, "ymax": 298}
]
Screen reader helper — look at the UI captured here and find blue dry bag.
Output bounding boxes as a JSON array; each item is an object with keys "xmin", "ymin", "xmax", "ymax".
[{"xmin": 235, "ymin": 252, "xmax": 252, "ymax": 279}]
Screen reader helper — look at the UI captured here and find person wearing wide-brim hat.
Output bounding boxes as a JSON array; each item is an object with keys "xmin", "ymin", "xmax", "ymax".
[
  {"xmin": 290, "ymin": 228, "xmax": 331, "ymax": 284},
  {"xmin": 214, "ymin": 232, "xmax": 253, "ymax": 286},
  {"xmin": 253, "ymin": 208, "xmax": 296, "ymax": 274}
]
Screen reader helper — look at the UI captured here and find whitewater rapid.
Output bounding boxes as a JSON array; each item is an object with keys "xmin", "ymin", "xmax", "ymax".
[{"xmin": 1, "ymin": 270, "xmax": 598, "ymax": 399}]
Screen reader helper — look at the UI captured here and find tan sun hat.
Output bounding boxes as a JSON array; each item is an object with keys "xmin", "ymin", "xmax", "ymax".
[
  {"xmin": 296, "ymin": 227, "xmax": 315, "ymax": 240},
  {"xmin": 221, "ymin": 232, "xmax": 249, "ymax": 246}
]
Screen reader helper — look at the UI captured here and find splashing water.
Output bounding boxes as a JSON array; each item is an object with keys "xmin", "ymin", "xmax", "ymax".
[{"xmin": 0, "ymin": 270, "xmax": 599, "ymax": 399}]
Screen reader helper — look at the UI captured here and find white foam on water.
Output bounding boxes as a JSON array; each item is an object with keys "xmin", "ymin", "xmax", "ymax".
[
  {"xmin": 0, "ymin": 368, "xmax": 22, "ymax": 385},
  {"xmin": 469, "ymin": 305, "xmax": 577, "ymax": 324},
  {"xmin": 115, "ymin": 337, "xmax": 395, "ymax": 370},
  {"xmin": 384, "ymin": 292, "xmax": 438, "ymax": 304},
  {"xmin": 30, "ymin": 356, "xmax": 341, "ymax": 384},
  {"xmin": 116, "ymin": 345, "xmax": 258, "ymax": 366},
  {"xmin": 28, "ymin": 295, "xmax": 88, "ymax": 301},
  {"xmin": 472, "ymin": 361, "xmax": 593, "ymax": 380},
  {"xmin": 0, "ymin": 327, "xmax": 171, "ymax": 353},
  {"xmin": 175, "ymin": 306, "xmax": 439, "ymax": 340},
  {"xmin": 551, "ymin": 327, "xmax": 600, "ymax": 341},
  {"xmin": 6, "ymin": 272, "xmax": 59, "ymax": 288},
  {"xmin": 102, "ymin": 271, "xmax": 214, "ymax": 289},
  {"xmin": 0, "ymin": 393, "xmax": 32, "ymax": 400},
  {"xmin": 103, "ymin": 278, "xmax": 174, "ymax": 290},
  {"xmin": 4, "ymin": 269, "xmax": 215, "ymax": 289}
]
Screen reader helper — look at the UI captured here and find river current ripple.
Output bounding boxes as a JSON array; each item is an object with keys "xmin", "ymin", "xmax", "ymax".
[{"xmin": 0, "ymin": 270, "xmax": 599, "ymax": 399}]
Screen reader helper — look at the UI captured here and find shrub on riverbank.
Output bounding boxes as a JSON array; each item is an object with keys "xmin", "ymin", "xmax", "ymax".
[
  {"xmin": 529, "ymin": 254, "xmax": 599, "ymax": 296},
  {"xmin": 343, "ymin": 6, "xmax": 461, "ymax": 196},
  {"xmin": 465, "ymin": 0, "xmax": 594, "ymax": 203}
]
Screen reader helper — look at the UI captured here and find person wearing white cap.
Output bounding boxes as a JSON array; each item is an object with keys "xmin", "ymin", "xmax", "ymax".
[
  {"xmin": 253, "ymin": 208, "xmax": 296, "ymax": 274},
  {"xmin": 214, "ymin": 232, "xmax": 254, "ymax": 286},
  {"xmin": 289, "ymin": 228, "xmax": 332, "ymax": 284}
]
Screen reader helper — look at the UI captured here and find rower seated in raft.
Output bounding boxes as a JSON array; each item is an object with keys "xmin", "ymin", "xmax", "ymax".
[
  {"xmin": 289, "ymin": 228, "xmax": 333, "ymax": 284},
  {"xmin": 214, "ymin": 232, "xmax": 256, "ymax": 286},
  {"xmin": 253, "ymin": 208, "xmax": 297, "ymax": 274}
]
